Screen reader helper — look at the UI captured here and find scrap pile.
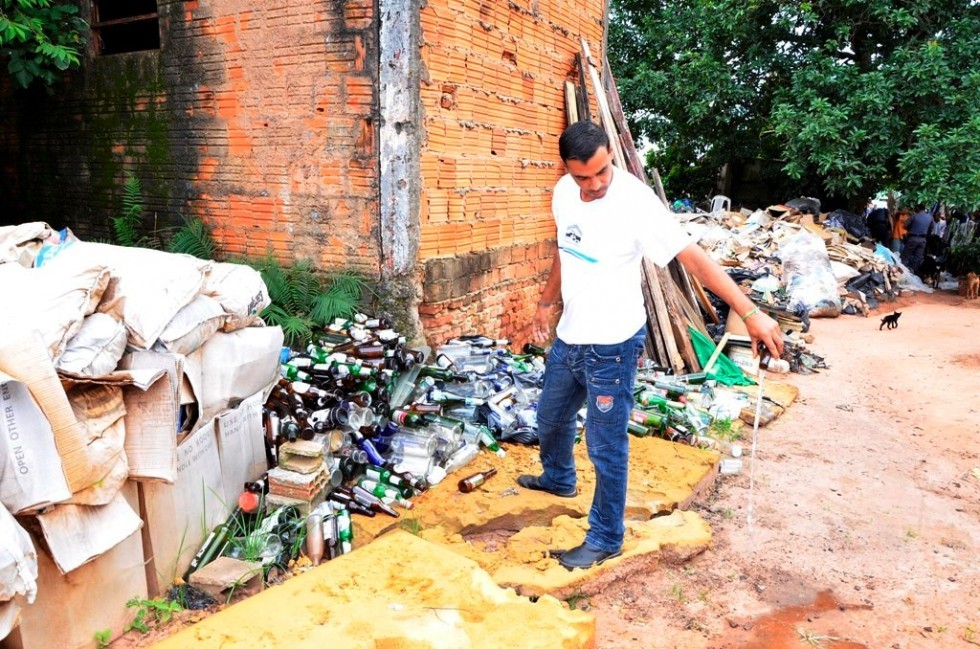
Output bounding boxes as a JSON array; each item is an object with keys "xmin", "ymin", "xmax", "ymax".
[{"xmin": 675, "ymin": 204, "xmax": 906, "ymax": 320}]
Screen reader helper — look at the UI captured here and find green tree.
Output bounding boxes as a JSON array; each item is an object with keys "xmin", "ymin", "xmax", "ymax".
[
  {"xmin": 609, "ymin": 0, "xmax": 980, "ymax": 210},
  {"xmin": 0, "ymin": 0, "xmax": 85, "ymax": 89}
]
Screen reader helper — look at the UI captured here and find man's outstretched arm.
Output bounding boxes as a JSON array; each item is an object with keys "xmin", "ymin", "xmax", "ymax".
[{"xmin": 675, "ymin": 242, "xmax": 783, "ymax": 358}]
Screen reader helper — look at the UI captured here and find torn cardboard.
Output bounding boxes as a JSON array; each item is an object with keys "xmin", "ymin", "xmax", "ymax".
[
  {"xmin": 36, "ymin": 487, "xmax": 143, "ymax": 574},
  {"xmin": 0, "ymin": 371, "xmax": 71, "ymax": 514},
  {"xmin": 4, "ymin": 482, "xmax": 147, "ymax": 649},
  {"xmin": 0, "ymin": 332, "xmax": 88, "ymax": 498}
]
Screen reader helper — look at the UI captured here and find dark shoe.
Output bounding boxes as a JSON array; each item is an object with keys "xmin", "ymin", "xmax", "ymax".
[
  {"xmin": 556, "ymin": 542, "xmax": 622, "ymax": 570},
  {"xmin": 516, "ymin": 474, "xmax": 577, "ymax": 498}
]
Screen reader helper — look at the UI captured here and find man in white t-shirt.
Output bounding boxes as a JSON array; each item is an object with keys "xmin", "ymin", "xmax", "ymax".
[{"xmin": 518, "ymin": 121, "xmax": 783, "ymax": 570}]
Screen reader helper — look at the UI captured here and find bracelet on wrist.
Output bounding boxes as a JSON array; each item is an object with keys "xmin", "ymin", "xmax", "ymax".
[
  {"xmin": 538, "ymin": 301, "xmax": 553, "ymax": 308},
  {"xmin": 740, "ymin": 306, "xmax": 760, "ymax": 322}
]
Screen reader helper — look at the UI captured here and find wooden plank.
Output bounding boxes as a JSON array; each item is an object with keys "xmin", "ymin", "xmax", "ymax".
[
  {"xmin": 602, "ymin": 58, "xmax": 647, "ymax": 182},
  {"xmin": 639, "ymin": 270, "xmax": 670, "ymax": 367},
  {"xmin": 660, "ymin": 266, "xmax": 701, "ymax": 371},
  {"xmin": 670, "ymin": 261, "xmax": 703, "ymax": 324},
  {"xmin": 644, "ymin": 261, "xmax": 683, "ymax": 372},
  {"xmin": 690, "ymin": 274, "xmax": 721, "ymax": 324},
  {"xmin": 703, "ymin": 333, "xmax": 731, "ymax": 375},
  {"xmin": 678, "ymin": 282, "xmax": 710, "ymax": 338},
  {"xmin": 650, "ymin": 167, "xmax": 669, "ymax": 208},
  {"xmin": 580, "ymin": 39, "xmax": 627, "ymax": 170},
  {"xmin": 575, "ymin": 54, "xmax": 591, "ymax": 123},
  {"xmin": 564, "ymin": 81, "xmax": 579, "ymax": 125}
]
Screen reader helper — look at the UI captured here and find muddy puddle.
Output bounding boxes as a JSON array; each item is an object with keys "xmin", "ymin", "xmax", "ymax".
[{"xmin": 726, "ymin": 590, "xmax": 871, "ymax": 648}]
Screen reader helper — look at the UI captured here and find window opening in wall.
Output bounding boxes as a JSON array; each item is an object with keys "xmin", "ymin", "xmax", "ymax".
[{"xmin": 91, "ymin": 0, "xmax": 160, "ymax": 55}]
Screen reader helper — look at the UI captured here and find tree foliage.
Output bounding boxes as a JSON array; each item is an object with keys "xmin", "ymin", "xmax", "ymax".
[
  {"xmin": 609, "ymin": 0, "xmax": 980, "ymax": 210},
  {"xmin": 0, "ymin": 0, "xmax": 85, "ymax": 89}
]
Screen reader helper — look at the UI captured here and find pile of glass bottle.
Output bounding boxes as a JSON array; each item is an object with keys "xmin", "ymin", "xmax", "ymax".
[
  {"xmin": 185, "ymin": 314, "xmax": 724, "ymax": 585},
  {"xmin": 266, "ymin": 314, "xmax": 548, "ymax": 493}
]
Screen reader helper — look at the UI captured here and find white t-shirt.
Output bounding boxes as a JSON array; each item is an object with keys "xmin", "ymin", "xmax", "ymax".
[{"xmin": 553, "ymin": 166, "xmax": 691, "ymax": 344}]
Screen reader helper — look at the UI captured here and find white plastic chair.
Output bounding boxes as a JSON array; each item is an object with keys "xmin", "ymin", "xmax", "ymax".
[{"xmin": 710, "ymin": 195, "xmax": 731, "ymax": 213}]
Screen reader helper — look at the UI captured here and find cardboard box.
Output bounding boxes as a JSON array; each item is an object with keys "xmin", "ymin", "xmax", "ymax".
[
  {"xmin": 138, "ymin": 387, "xmax": 270, "ymax": 597},
  {"xmin": 0, "ymin": 370, "xmax": 71, "ymax": 514},
  {"xmin": 1, "ymin": 482, "xmax": 147, "ymax": 649},
  {"xmin": 186, "ymin": 326, "xmax": 283, "ymax": 424},
  {"xmin": 138, "ymin": 418, "xmax": 226, "ymax": 597},
  {"xmin": 117, "ymin": 352, "xmax": 185, "ymax": 483},
  {"xmin": 36, "ymin": 487, "xmax": 142, "ymax": 574},
  {"xmin": 110, "ymin": 326, "xmax": 280, "ymax": 484},
  {"xmin": 215, "ymin": 389, "xmax": 269, "ymax": 507}
]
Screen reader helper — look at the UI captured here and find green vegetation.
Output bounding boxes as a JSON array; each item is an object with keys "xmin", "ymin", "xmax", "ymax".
[
  {"xmin": 669, "ymin": 582, "xmax": 686, "ymax": 602},
  {"xmin": 93, "ymin": 628, "xmax": 111, "ymax": 648},
  {"xmin": 256, "ymin": 256, "xmax": 369, "ymax": 348},
  {"xmin": 609, "ymin": 0, "xmax": 980, "ymax": 209},
  {"xmin": 0, "ymin": 0, "xmax": 85, "ymax": 89},
  {"xmin": 124, "ymin": 596, "xmax": 182, "ymax": 634},
  {"xmin": 112, "ymin": 176, "xmax": 160, "ymax": 249},
  {"xmin": 564, "ymin": 593, "xmax": 590, "ymax": 610},
  {"xmin": 948, "ymin": 240, "xmax": 980, "ymax": 276}
]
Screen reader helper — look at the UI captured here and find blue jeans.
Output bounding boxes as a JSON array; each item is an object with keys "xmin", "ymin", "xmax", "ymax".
[{"xmin": 535, "ymin": 328, "xmax": 646, "ymax": 552}]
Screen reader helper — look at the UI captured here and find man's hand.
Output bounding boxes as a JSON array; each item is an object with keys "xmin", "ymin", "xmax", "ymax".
[
  {"xmin": 744, "ymin": 311, "xmax": 783, "ymax": 359},
  {"xmin": 531, "ymin": 304, "xmax": 553, "ymax": 343}
]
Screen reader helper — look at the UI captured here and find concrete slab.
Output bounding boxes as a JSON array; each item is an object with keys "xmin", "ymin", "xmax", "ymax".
[
  {"xmin": 188, "ymin": 556, "xmax": 264, "ymax": 600},
  {"xmin": 151, "ymin": 531, "xmax": 595, "ymax": 649}
]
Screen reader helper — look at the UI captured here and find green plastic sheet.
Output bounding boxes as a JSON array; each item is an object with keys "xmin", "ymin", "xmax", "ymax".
[{"xmin": 688, "ymin": 327, "xmax": 755, "ymax": 386}]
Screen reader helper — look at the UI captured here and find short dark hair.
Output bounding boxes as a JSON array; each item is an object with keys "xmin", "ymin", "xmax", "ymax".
[{"xmin": 558, "ymin": 121, "xmax": 609, "ymax": 162}]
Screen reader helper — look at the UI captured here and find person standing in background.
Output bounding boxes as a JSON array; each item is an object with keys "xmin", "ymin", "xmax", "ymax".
[
  {"xmin": 932, "ymin": 212, "xmax": 946, "ymax": 240},
  {"xmin": 902, "ymin": 204, "xmax": 934, "ymax": 274},
  {"xmin": 891, "ymin": 209, "xmax": 908, "ymax": 254}
]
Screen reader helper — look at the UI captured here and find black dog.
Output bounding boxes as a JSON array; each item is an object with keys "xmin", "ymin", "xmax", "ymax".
[
  {"xmin": 918, "ymin": 254, "xmax": 942, "ymax": 288},
  {"xmin": 879, "ymin": 311, "xmax": 902, "ymax": 330},
  {"xmin": 919, "ymin": 234, "xmax": 948, "ymax": 288}
]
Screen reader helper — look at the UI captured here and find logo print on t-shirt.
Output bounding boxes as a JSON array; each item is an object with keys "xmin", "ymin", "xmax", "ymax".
[{"xmin": 559, "ymin": 224, "xmax": 598, "ymax": 263}]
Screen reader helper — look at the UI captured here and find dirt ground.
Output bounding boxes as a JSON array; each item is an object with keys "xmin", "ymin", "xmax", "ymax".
[{"xmin": 583, "ymin": 288, "xmax": 980, "ymax": 649}]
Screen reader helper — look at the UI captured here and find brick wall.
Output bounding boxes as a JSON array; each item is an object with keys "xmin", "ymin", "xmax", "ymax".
[
  {"xmin": 417, "ymin": 0, "xmax": 604, "ymax": 346},
  {"xmin": 0, "ymin": 0, "xmax": 380, "ymax": 273}
]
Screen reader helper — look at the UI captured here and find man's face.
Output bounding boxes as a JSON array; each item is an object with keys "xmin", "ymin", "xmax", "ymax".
[{"xmin": 565, "ymin": 146, "xmax": 614, "ymax": 202}]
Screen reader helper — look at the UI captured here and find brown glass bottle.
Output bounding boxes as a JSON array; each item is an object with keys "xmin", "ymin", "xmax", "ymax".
[{"xmin": 458, "ymin": 467, "xmax": 498, "ymax": 493}]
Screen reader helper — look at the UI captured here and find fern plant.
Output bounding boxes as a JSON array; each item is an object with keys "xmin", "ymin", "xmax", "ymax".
[
  {"xmin": 168, "ymin": 217, "xmax": 217, "ymax": 260},
  {"xmin": 253, "ymin": 255, "xmax": 369, "ymax": 348},
  {"xmin": 112, "ymin": 176, "xmax": 160, "ymax": 249}
]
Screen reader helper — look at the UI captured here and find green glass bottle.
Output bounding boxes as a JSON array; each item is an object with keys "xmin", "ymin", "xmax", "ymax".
[
  {"xmin": 391, "ymin": 409, "xmax": 424, "ymax": 428},
  {"xmin": 357, "ymin": 478, "xmax": 414, "ymax": 510},
  {"xmin": 419, "ymin": 366, "xmax": 465, "ymax": 381},
  {"xmin": 630, "ymin": 408, "xmax": 666, "ymax": 430},
  {"xmin": 336, "ymin": 508, "xmax": 353, "ymax": 555},
  {"xmin": 280, "ymin": 364, "xmax": 311, "ymax": 382},
  {"xmin": 476, "ymin": 425, "xmax": 505, "ymax": 457},
  {"xmin": 627, "ymin": 420, "xmax": 651, "ymax": 436},
  {"xmin": 364, "ymin": 466, "xmax": 415, "ymax": 498}
]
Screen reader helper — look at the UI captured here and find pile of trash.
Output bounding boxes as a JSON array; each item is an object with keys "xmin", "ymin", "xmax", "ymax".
[{"xmin": 676, "ymin": 201, "xmax": 918, "ymax": 322}]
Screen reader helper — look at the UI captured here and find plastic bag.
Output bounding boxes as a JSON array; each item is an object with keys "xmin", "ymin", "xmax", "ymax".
[
  {"xmin": 894, "ymin": 259, "xmax": 934, "ymax": 293},
  {"xmin": 824, "ymin": 209, "xmax": 869, "ymax": 240},
  {"xmin": 779, "ymin": 231, "xmax": 842, "ymax": 317}
]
